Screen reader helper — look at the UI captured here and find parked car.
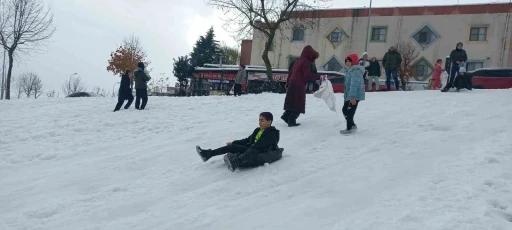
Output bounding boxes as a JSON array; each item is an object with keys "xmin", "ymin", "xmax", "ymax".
[
  {"xmin": 468, "ymin": 68, "xmax": 512, "ymax": 89},
  {"xmin": 66, "ymin": 92, "xmax": 103, "ymax": 98}
]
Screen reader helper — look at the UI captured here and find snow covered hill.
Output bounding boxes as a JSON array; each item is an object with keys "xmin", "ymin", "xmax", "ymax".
[{"xmin": 1, "ymin": 90, "xmax": 512, "ymax": 230}]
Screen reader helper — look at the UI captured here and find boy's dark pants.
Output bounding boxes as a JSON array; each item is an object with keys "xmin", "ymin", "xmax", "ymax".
[
  {"xmin": 135, "ymin": 89, "xmax": 148, "ymax": 110},
  {"xmin": 211, "ymin": 144, "xmax": 273, "ymax": 167},
  {"xmin": 114, "ymin": 90, "xmax": 134, "ymax": 111},
  {"xmin": 342, "ymin": 100, "xmax": 360, "ymax": 130}
]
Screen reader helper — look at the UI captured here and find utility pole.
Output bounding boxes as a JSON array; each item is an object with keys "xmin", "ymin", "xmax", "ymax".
[
  {"xmin": 364, "ymin": 0, "xmax": 373, "ymax": 52},
  {"xmin": 1, "ymin": 49, "xmax": 6, "ymax": 100}
]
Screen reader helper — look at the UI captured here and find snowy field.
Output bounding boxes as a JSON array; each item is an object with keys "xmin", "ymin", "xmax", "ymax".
[{"xmin": 1, "ymin": 90, "xmax": 512, "ymax": 230}]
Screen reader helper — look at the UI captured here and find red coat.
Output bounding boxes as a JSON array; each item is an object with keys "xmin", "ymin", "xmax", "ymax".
[
  {"xmin": 432, "ymin": 63, "xmax": 443, "ymax": 80},
  {"xmin": 283, "ymin": 45, "xmax": 319, "ymax": 114}
]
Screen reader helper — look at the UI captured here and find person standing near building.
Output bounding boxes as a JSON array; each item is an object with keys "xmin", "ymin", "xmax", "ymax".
[
  {"xmin": 431, "ymin": 59, "xmax": 444, "ymax": 90},
  {"xmin": 281, "ymin": 45, "xmax": 320, "ymax": 127},
  {"xmin": 113, "ymin": 70, "xmax": 135, "ymax": 112},
  {"xmin": 234, "ymin": 64, "xmax": 247, "ymax": 97},
  {"xmin": 134, "ymin": 62, "xmax": 151, "ymax": 110},
  {"xmin": 366, "ymin": 57, "xmax": 381, "ymax": 91},
  {"xmin": 443, "ymin": 42, "xmax": 468, "ymax": 91},
  {"xmin": 382, "ymin": 46, "xmax": 402, "ymax": 91}
]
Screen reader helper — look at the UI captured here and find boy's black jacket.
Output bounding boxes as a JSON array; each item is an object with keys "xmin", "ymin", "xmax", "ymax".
[{"xmin": 232, "ymin": 126, "xmax": 280, "ymax": 152}]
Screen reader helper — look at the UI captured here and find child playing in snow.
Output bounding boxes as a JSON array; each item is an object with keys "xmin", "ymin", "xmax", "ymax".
[
  {"xmin": 453, "ymin": 67, "xmax": 472, "ymax": 92},
  {"xmin": 196, "ymin": 112, "xmax": 283, "ymax": 172},
  {"xmin": 432, "ymin": 59, "xmax": 444, "ymax": 90},
  {"xmin": 340, "ymin": 54, "xmax": 366, "ymax": 134}
]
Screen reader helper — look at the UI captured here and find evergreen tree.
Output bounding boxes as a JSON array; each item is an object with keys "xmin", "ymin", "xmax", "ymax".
[
  {"xmin": 173, "ymin": 55, "xmax": 194, "ymax": 95},
  {"xmin": 190, "ymin": 26, "xmax": 220, "ymax": 67}
]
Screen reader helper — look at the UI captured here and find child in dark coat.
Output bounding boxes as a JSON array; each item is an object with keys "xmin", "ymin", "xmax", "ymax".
[
  {"xmin": 453, "ymin": 67, "xmax": 472, "ymax": 92},
  {"xmin": 196, "ymin": 112, "xmax": 283, "ymax": 172}
]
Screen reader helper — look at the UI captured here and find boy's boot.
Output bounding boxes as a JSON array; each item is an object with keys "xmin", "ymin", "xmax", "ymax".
[
  {"xmin": 223, "ymin": 152, "xmax": 240, "ymax": 172},
  {"xmin": 196, "ymin": 145, "xmax": 212, "ymax": 162},
  {"xmin": 287, "ymin": 112, "xmax": 301, "ymax": 127}
]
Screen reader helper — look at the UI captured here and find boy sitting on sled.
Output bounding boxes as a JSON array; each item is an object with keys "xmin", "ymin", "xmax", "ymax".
[{"xmin": 196, "ymin": 112, "xmax": 283, "ymax": 172}]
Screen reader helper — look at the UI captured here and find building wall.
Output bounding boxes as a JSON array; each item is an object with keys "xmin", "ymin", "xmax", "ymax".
[
  {"xmin": 240, "ymin": 40, "xmax": 253, "ymax": 65},
  {"xmin": 248, "ymin": 3, "xmax": 512, "ymax": 81}
]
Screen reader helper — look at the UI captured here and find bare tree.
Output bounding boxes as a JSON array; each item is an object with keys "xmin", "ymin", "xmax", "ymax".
[
  {"xmin": 205, "ymin": 0, "xmax": 331, "ymax": 80},
  {"xmin": 92, "ymin": 86, "xmax": 102, "ymax": 94},
  {"xmin": 46, "ymin": 89, "xmax": 59, "ymax": 97},
  {"xmin": 13, "ymin": 76, "xmax": 23, "ymax": 99},
  {"xmin": 0, "ymin": 0, "xmax": 55, "ymax": 100},
  {"xmin": 62, "ymin": 75, "xmax": 86, "ymax": 96},
  {"xmin": 396, "ymin": 41, "xmax": 420, "ymax": 90},
  {"xmin": 17, "ymin": 72, "xmax": 42, "ymax": 98},
  {"xmin": 92, "ymin": 86, "xmax": 107, "ymax": 96},
  {"xmin": 31, "ymin": 74, "xmax": 43, "ymax": 99}
]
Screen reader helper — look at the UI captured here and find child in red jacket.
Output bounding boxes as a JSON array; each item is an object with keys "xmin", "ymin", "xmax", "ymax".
[{"xmin": 431, "ymin": 59, "xmax": 444, "ymax": 90}]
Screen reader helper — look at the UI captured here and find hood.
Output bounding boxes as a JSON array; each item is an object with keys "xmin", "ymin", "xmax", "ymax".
[
  {"xmin": 346, "ymin": 53, "xmax": 359, "ymax": 65},
  {"xmin": 361, "ymin": 52, "xmax": 368, "ymax": 59},
  {"xmin": 300, "ymin": 45, "xmax": 319, "ymax": 62},
  {"xmin": 456, "ymin": 42, "xmax": 463, "ymax": 50}
]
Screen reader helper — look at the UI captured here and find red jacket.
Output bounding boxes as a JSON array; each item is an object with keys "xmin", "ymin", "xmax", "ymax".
[
  {"xmin": 284, "ymin": 45, "xmax": 319, "ymax": 114},
  {"xmin": 432, "ymin": 63, "xmax": 444, "ymax": 80}
]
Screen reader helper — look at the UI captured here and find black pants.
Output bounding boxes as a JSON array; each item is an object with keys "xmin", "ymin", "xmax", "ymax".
[
  {"xmin": 342, "ymin": 100, "xmax": 359, "ymax": 130},
  {"xmin": 135, "ymin": 89, "xmax": 148, "ymax": 110},
  {"xmin": 234, "ymin": 84, "xmax": 242, "ymax": 96},
  {"xmin": 281, "ymin": 110, "xmax": 300, "ymax": 126},
  {"xmin": 114, "ymin": 90, "xmax": 134, "ymax": 111},
  {"xmin": 211, "ymin": 144, "xmax": 272, "ymax": 167}
]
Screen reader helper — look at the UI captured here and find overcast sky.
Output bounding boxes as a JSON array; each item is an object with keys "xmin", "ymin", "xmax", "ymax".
[{"xmin": 4, "ymin": 0, "xmax": 489, "ymax": 94}]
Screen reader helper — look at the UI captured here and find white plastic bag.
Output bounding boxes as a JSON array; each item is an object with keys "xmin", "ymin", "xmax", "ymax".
[
  {"xmin": 314, "ymin": 77, "xmax": 337, "ymax": 112},
  {"xmin": 440, "ymin": 71, "xmax": 449, "ymax": 89}
]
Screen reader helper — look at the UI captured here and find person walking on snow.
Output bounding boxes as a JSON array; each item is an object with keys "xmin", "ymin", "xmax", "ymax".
[
  {"xmin": 366, "ymin": 57, "xmax": 381, "ymax": 91},
  {"xmin": 113, "ymin": 70, "xmax": 135, "ymax": 112},
  {"xmin": 443, "ymin": 42, "xmax": 468, "ymax": 91},
  {"xmin": 340, "ymin": 53, "xmax": 366, "ymax": 135},
  {"xmin": 134, "ymin": 62, "xmax": 151, "ymax": 110},
  {"xmin": 234, "ymin": 64, "xmax": 247, "ymax": 97},
  {"xmin": 359, "ymin": 52, "xmax": 370, "ymax": 85},
  {"xmin": 196, "ymin": 112, "xmax": 283, "ymax": 172},
  {"xmin": 382, "ymin": 46, "xmax": 402, "ymax": 91},
  {"xmin": 281, "ymin": 45, "xmax": 320, "ymax": 127},
  {"xmin": 431, "ymin": 59, "xmax": 445, "ymax": 90},
  {"xmin": 288, "ymin": 57, "xmax": 318, "ymax": 94}
]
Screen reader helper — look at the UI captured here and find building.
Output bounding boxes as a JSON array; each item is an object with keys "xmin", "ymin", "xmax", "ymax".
[{"xmin": 240, "ymin": 3, "xmax": 512, "ymax": 82}]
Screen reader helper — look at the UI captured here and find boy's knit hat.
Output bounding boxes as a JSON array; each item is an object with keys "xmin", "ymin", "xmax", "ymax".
[{"xmin": 459, "ymin": 67, "xmax": 466, "ymax": 73}]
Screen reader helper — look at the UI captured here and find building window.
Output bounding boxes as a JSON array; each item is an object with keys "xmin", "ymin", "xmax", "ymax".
[
  {"xmin": 469, "ymin": 27, "xmax": 487, "ymax": 41},
  {"xmin": 323, "ymin": 56, "xmax": 343, "ymax": 72},
  {"xmin": 414, "ymin": 58, "xmax": 433, "ymax": 80},
  {"xmin": 412, "ymin": 25, "xmax": 440, "ymax": 49},
  {"xmin": 371, "ymin": 27, "xmax": 387, "ymax": 42},
  {"xmin": 292, "ymin": 28, "xmax": 305, "ymax": 42},
  {"xmin": 326, "ymin": 27, "xmax": 347, "ymax": 47},
  {"xmin": 466, "ymin": 61, "xmax": 484, "ymax": 71}
]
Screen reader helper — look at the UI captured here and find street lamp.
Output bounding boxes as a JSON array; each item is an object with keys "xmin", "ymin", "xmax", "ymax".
[{"xmin": 364, "ymin": 0, "xmax": 373, "ymax": 52}]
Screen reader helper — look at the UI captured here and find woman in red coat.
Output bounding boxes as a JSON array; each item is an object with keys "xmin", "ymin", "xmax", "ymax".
[{"xmin": 281, "ymin": 45, "xmax": 319, "ymax": 127}]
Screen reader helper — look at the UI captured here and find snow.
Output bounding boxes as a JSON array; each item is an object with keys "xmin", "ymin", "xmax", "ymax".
[{"xmin": 1, "ymin": 90, "xmax": 512, "ymax": 230}]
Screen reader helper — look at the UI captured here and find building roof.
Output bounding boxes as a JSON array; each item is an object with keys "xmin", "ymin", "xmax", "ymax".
[{"xmin": 290, "ymin": 3, "xmax": 512, "ymax": 18}]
